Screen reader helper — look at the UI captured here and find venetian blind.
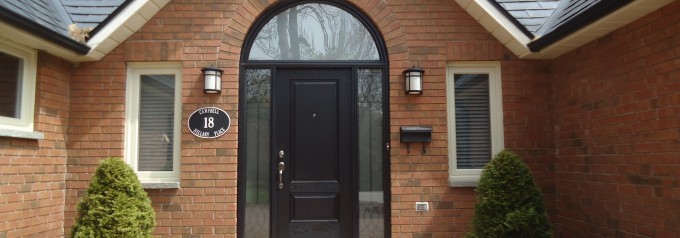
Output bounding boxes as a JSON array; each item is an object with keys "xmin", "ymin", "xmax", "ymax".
[
  {"xmin": 138, "ymin": 75, "xmax": 175, "ymax": 171},
  {"xmin": 454, "ymin": 74, "xmax": 492, "ymax": 169}
]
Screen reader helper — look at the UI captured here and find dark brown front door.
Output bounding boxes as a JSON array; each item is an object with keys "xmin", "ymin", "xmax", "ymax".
[{"xmin": 273, "ymin": 68, "xmax": 354, "ymax": 238}]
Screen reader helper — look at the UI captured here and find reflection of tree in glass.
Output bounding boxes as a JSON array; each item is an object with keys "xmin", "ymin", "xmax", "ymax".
[
  {"xmin": 358, "ymin": 69, "xmax": 383, "ymax": 194},
  {"xmin": 251, "ymin": 3, "xmax": 379, "ymax": 61},
  {"xmin": 358, "ymin": 69, "xmax": 382, "ymax": 110},
  {"xmin": 246, "ymin": 69, "xmax": 271, "ymax": 103}
]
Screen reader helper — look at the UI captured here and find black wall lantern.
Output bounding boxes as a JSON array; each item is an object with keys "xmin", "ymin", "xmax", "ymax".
[
  {"xmin": 202, "ymin": 66, "xmax": 223, "ymax": 94},
  {"xmin": 404, "ymin": 66, "xmax": 424, "ymax": 95}
]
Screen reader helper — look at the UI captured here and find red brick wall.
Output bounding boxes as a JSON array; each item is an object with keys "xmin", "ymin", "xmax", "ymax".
[
  {"xmin": 0, "ymin": 52, "xmax": 72, "ymax": 237},
  {"xmin": 63, "ymin": 1, "xmax": 557, "ymax": 237},
  {"xmin": 551, "ymin": 1, "xmax": 680, "ymax": 237},
  {"xmin": 64, "ymin": 47, "xmax": 127, "ymax": 236},
  {"xmin": 501, "ymin": 60, "xmax": 556, "ymax": 217},
  {"xmin": 0, "ymin": 2, "xmax": 555, "ymax": 238},
  {"xmin": 9, "ymin": 1, "xmax": 679, "ymax": 238},
  {"xmin": 385, "ymin": 1, "xmax": 556, "ymax": 237},
  {"xmin": 65, "ymin": 1, "xmax": 234, "ymax": 235}
]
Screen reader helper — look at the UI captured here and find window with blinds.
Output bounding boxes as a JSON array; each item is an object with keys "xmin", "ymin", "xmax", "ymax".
[
  {"xmin": 0, "ymin": 51, "xmax": 22, "ymax": 119},
  {"xmin": 454, "ymin": 74, "xmax": 492, "ymax": 169},
  {"xmin": 125, "ymin": 62, "xmax": 181, "ymax": 184},
  {"xmin": 0, "ymin": 40, "xmax": 37, "ymax": 133},
  {"xmin": 138, "ymin": 75, "xmax": 175, "ymax": 171},
  {"xmin": 447, "ymin": 62, "xmax": 503, "ymax": 187}
]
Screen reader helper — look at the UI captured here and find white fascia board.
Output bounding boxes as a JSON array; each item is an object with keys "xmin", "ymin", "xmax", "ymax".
[
  {"xmin": 455, "ymin": 0, "xmax": 533, "ymax": 58},
  {"xmin": 526, "ymin": 0, "xmax": 675, "ymax": 59},
  {"xmin": 85, "ymin": 0, "xmax": 170, "ymax": 61}
]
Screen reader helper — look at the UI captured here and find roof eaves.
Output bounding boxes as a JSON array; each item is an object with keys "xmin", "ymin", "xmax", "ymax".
[
  {"xmin": 456, "ymin": 0, "xmax": 534, "ymax": 58},
  {"xmin": 0, "ymin": 3, "xmax": 89, "ymax": 54},
  {"xmin": 527, "ymin": 0, "xmax": 632, "ymax": 52},
  {"xmin": 463, "ymin": 0, "xmax": 674, "ymax": 59},
  {"xmin": 88, "ymin": 0, "xmax": 134, "ymax": 37},
  {"xmin": 486, "ymin": 0, "xmax": 535, "ymax": 40},
  {"xmin": 84, "ymin": 0, "xmax": 170, "ymax": 61},
  {"xmin": 525, "ymin": 0, "xmax": 675, "ymax": 59}
]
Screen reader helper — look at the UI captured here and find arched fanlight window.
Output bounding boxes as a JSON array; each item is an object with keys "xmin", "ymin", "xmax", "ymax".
[{"xmin": 248, "ymin": 3, "xmax": 379, "ymax": 61}]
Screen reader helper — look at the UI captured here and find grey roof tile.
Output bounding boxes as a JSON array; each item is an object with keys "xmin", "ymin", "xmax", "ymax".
[
  {"xmin": 517, "ymin": 18, "xmax": 549, "ymax": 26},
  {"xmin": 0, "ymin": 0, "xmax": 72, "ymax": 35},
  {"xmin": 496, "ymin": 0, "xmax": 620, "ymax": 37},
  {"xmin": 524, "ymin": 25, "xmax": 540, "ymax": 32},
  {"xmin": 535, "ymin": 0, "xmax": 600, "ymax": 35},
  {"xmin": 507, "ymin": 10, "xmax": 530, "ymax": 18},
  {"xmin": 0, "ymin": 0, "xmax": 126, "ymax": 38},
  {"xmin": 499, "ymin": 2, "xmax": 543, "ymax": 10},
  {"xmin": 526, "ymin": 9, "xmax": 556, "ymax": 18},
  {"xmin": 538, "ymin": 1, "xmax": 560, "ymax": 8},
  {"xmin": 61, "ymin": 0, "xmax": 125, "ymax": 29},
  {"xmin": 494, "ymin": 0, "xmax": 561, "ymax": 33}
]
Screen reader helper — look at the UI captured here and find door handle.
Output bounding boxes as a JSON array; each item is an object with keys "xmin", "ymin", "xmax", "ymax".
[{"xmin": 278, "ymin": 161, "xmax": 285, "ymax": 190}]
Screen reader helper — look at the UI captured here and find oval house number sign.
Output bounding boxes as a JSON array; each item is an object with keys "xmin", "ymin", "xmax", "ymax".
[{"xmin": 188, "ymin": 107, "xmax": 230, "ymax": 138}]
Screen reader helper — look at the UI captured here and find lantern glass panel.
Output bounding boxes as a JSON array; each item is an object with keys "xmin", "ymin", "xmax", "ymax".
[
  {"xmin": 405, "ymin": 70, "xmax": 423, "ymax": 94},
  {"xmin": 203, "ymin": 69, "xmax": 222, "ymax": 93}
]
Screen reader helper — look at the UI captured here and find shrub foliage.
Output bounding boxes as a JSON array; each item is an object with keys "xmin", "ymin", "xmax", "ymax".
[
  {"xmin": 72, "ymin": 158, "xmax": 155, "ymax": 238},
  {"xmin": 467, "ymin": 150, "xmax": 552, "ymax": 238}
]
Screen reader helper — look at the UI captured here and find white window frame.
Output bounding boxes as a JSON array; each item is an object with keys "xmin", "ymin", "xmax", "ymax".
[
  {"xmin": 447, "ymin": 61, "xmax": 504, "ymax": 187},
  {"xmin": 0, "ymin": 40, "xmax": 37, "ymax": 134},
  {"xmin": 125, "ymin": 62, "xmax": 182, "ymax": 185}
]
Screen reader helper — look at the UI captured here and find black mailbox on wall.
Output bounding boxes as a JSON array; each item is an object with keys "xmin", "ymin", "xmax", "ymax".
[{"xmin": 400, "ymin": 126, "xmax": 432, "ymax": 153}]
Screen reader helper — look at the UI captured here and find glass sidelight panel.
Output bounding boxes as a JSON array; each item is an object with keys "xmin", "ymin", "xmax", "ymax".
[
  {"xmin": 357, "ymin": 69, "xmax": 384, "ymax": 238},
  {"xmin": 244, "ymin": 69, "xmax": 271, "ymax": 238}
]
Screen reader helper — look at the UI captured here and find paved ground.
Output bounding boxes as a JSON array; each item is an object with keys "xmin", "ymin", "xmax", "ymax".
[{"xmin": 244, "ymin": 202, "xmax": 384, "ymax": 237}]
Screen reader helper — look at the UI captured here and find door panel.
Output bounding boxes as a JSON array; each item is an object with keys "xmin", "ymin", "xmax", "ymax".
[
  {"xmin": 292, "ymin": 82, "xmax": 338, "ymax": 181},
  {"xmin": 274, "ymin": 68, "xmax": 354, "ymax": 238},
  {"xmin": 291, "ymin": 194, "xmax": 338, "ymax": 220}
]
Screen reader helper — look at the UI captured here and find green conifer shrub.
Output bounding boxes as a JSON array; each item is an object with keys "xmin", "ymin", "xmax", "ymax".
[
  {"xmin": 72, "ymin": 157, "xmax": 155, "ymax": 238},
  {"xmin": 466, "ymin": 150, "xmax": 552, "ymax": 238}
]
